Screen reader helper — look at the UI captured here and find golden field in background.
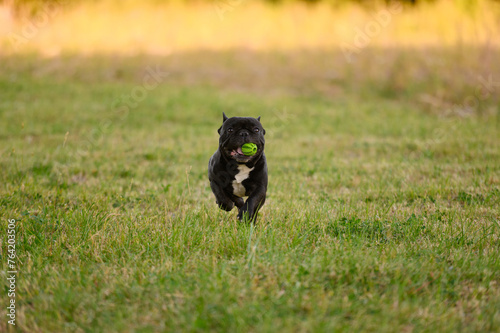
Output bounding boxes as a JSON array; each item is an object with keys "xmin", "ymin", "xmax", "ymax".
[
  {"xmin": 0, "ymin": 0, "xmax": 499, "ymax": 55},
  {"xmin": 1, "ymin": 0, "xmax": 499, "ymax": 117}
]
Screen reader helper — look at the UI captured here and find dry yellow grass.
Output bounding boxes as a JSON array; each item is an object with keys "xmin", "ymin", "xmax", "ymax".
[{"xmin": 0, "ymin": 0, "xmax": 499, "ymax": 55}]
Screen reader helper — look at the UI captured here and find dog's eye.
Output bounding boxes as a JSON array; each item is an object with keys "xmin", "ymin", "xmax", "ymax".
[
  {"xmin": 254, "ymin": 128, "xmax": 260, "ymax": 133},
  {"xmin": 227, "ymin": 128, "xmax": 234, "ymax": 133}
]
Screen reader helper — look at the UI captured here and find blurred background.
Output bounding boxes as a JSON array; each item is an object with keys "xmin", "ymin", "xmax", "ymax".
[
  {"xmin": 1, "ymin": 0, "xmax": 499, "ymax": 52},
  {"xmin": 1, "ymin": 0, "xmax": 500, "ymax": 111}
]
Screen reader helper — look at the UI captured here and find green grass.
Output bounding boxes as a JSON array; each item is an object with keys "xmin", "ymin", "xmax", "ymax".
[{"xmin": 1, "ymin": 51, "xmax": 500, "ymax": 332}]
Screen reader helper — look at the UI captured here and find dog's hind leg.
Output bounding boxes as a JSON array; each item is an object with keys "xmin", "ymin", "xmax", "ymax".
[{"xmin": 232, "ymin": 196, "xmax": 245, "ymax": 209}]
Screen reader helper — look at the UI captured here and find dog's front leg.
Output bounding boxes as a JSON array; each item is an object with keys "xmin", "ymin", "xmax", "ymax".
[
  {"xmin": 237, "ymin": 190, "xmax": 266, "ymax": 223},
  {"xmin": 210, "ymin": 180, "xmax": 235, "ymax": 211}
]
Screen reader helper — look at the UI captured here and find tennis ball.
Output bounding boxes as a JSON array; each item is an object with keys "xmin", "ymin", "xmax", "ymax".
[{"xmin": 241, "ymin": 143, "xmax": 257, "ymax": 156}]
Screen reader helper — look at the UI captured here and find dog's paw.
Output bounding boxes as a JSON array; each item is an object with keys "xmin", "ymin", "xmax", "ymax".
[{"xmin": 217, "ymin": 200, "xmax": 234, "ymax": 211}]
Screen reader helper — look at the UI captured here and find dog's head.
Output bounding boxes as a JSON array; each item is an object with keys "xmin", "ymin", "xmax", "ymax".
[{"xmin": 218, "ymin": 112, "xmax": 266, "ymax": 163}]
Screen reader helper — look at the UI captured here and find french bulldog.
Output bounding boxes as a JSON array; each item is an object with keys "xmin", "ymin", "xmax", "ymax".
[{"xmin": 208, "ymin": 113, "xmax": 268, "ymax": 223}]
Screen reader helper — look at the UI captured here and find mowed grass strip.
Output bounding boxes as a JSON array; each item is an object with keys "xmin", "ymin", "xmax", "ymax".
[{"xmin": 0, "ymin": 51, "xmax": 499, "ymax": 332}]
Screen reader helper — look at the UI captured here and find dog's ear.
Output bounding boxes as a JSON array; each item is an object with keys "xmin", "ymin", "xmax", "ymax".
[
  {"xmin": 256, "ymin": 116, "xmax": 265, "ymax": 134},
  {"xmin": 218, "ymin": 113, "xmax": 228, "ymax": 134}
]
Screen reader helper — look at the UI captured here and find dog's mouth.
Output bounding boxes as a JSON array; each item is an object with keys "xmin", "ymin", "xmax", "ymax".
[
  {"xmin": 225, "ymin": 145, "xmax": 260, "ymax": 162},
  {"xmin": 230, "ymin": 147, "xmax": 245, "ymax": 157}
]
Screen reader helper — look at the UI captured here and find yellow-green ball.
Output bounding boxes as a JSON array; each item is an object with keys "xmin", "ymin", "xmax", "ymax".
[{"xmin": 241, "ymin": 143, "xmax": 257, "ymax": 156}]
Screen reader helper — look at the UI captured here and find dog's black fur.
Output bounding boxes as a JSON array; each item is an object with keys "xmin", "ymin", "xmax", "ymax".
[{"xmin": 208, "ymin": 113, "xmax": 267, "ymax": 222}]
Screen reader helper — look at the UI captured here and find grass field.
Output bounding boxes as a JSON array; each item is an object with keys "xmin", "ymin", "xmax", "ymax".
[{"xmin": 1, "ymin": 1, "xmax": 500, "ymax": 332}]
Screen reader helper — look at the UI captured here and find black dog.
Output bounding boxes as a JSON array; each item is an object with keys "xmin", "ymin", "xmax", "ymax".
[{"xmin": 208, "ymin": 113, "xmax": 268, "ymax": 222}]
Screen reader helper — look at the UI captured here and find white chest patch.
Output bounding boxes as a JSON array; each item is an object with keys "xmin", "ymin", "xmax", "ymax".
[{"xmin": 232, "ymin": 164, "xmax": 254, "ymax": 197}]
